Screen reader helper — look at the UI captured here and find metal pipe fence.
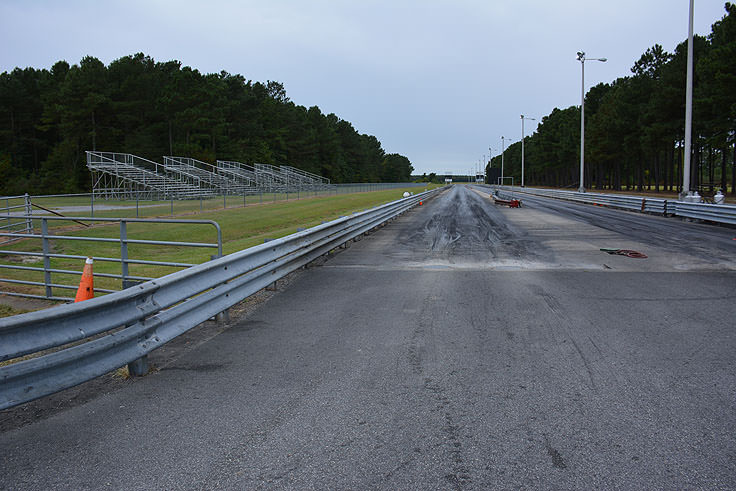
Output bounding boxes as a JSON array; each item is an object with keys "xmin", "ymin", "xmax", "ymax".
[
  {"xmin": 0, "ymin": 187, "xmax": 441, "ymax": 410},
  {"xmin": 0, "ymin": 217, "xmax": 222, "ymax": 301},
  {"xmin": 12, "ymin": 183, "xmax": 430, "ymax": 220},
  {"xmin": 1, "ymin": 194, "xmax": 33, "ymax": 244}
]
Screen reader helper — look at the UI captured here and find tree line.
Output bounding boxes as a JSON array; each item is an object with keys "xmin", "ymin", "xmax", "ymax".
[
  {"xmin": 490, "ymin": 3, "xmax": 736, "ymax": 195},
  {"xmin": 0, "ymin": 54, "xmax": 414, "ymax": 195}
]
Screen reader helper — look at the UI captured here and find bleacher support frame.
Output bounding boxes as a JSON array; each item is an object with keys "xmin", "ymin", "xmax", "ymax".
[{"xmin": 88, "ymin": 151, "xmax": 333, "ymax": 199}]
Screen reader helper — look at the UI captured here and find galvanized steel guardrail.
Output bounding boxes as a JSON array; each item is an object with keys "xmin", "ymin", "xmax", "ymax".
[
  {"xmin": 0, "ymin": 188, "xmax": 440, "ymax": 410},
  {"xmin": 668, "ymin": 201, "xmax": 736, "ymax": 225},
  {"xmin": 496, "ymin": 186, "xmax": 735, "ymax": 225}
]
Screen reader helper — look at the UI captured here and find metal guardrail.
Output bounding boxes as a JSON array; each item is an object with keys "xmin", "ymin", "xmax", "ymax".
[
  {"xmin": 496, "ymin": 186, "xmax": 736, "ymax": 226},
  {"xmin": 0, "ymin": 188, "xmax": 441, "ymax": 410},
  {"xmin": 0, "ymin": 217, "xmax": 222, "ymax": 301},
  {"xmin": 669, "ymin": 201, "xmax": 736, "ymax": 225}
]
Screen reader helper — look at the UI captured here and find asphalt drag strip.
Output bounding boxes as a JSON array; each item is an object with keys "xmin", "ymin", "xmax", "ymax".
[{"xmin": 1, "ymin": 185, "xmax": 734, "ymax": 489}]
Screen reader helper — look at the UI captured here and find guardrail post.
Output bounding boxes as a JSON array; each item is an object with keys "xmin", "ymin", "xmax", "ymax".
[
  {"xmin": 128, "ymin": 356, "xmax": 149, "ymax": 377},
  {"xmin": 41, "ymin": 218, "xmax": 52, "ymax": 298}
]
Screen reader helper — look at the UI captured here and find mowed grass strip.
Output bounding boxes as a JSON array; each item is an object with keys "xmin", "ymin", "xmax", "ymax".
[{"xmin": 0, "ymin": 185, "xmax": 438, "ymax": 302}]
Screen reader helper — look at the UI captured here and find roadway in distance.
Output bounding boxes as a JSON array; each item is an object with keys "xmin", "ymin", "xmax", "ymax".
[{"xmin": 1, "ymin": 184, "xmax": 734, "ymax": 489}]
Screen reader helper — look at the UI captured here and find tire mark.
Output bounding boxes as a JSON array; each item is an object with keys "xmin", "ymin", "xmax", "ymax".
[{"xmin": 543, "ymin": 434, "xmax": 567, "ymax": 469}]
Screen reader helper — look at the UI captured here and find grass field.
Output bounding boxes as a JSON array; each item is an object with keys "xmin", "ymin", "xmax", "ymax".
[{"xmin": 0, "ymin": 185, "xmax": 440, "ymax": 316}]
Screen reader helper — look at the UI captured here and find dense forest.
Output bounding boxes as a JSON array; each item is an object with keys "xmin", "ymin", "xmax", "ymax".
[
  {"xmin": 491, "ymin": 3, "xmax": 736, "ymax": 195},
  {"xmin": 0, "ymin": 55, "xmax": 414, "ymax": 195}
]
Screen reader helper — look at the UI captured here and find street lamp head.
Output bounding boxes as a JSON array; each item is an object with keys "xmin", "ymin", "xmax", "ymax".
[
  {"xmin": 599, "ymin": 57, "xmax": 607, "ymax": 62},
  {"xmin": 576, "ymin": 51, "xmax": 584, "ymax": 61}
]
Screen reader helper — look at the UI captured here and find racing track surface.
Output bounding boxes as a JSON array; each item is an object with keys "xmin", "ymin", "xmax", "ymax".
[{"xmin": 1, "ymin": 185, "xmax": 735, "ymax": 489}]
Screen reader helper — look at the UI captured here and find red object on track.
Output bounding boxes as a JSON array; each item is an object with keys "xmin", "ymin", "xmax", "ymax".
[
  {"xmin": 600, "ymin": 248, "xmax": 648, "ymax": 259},
  {"xmin": 491, "ymin": 196, "xmax": 521, "ymax": 208}
]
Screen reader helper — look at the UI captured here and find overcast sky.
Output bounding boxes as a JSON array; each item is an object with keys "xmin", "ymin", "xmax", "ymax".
[{"xmin": 0, "ymin": 1, "xmax": 728, "ymax": 175}]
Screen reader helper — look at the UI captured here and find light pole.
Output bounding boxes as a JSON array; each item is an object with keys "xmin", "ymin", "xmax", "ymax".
[
  {"xmin": 487, "ymin": 147, "xmax": 494, "ymax": 184},
  {"xmin": 500, "ymin": 136, "xmax": 513, "ymax": 184},
  {"xmin": 681, "ymin": 0, "xmax": 694, "ymax": 200},
  {"xmin": 576, "ymin": 51, "xmax": 606, "ymax": 193},
  {"xmin": 520, "ymin": 115, "xmax": 536, "ymax": 187}
]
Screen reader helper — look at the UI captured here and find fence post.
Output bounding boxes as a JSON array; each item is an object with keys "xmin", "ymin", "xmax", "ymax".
[
  {"xmin": 41, "ymin": 218, "xmax": 52, "ymax": 298},
  {"xmin": 120, "ymin": 220, "xmax": 130, "ymax": 289},
  {"xmin": 24, "ymin": 193, "xmax": 33, "ymax": 234}
]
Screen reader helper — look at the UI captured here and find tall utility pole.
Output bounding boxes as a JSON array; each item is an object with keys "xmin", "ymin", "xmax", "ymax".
[
  {"xmin": 521, "ymin": 115, "xmax": 536, "ymax": 187},
  {"xmin": 681, "ymin": 0, "xmax": 694, "ymax": 200},
  {"xmin": 501, "ymin": 136, "xmax": 510, "ymax": 182},
  {"xmin": 576, "ymin": 51, "xmax": 607, "ymax": 193},
  {"xmin": 487, "ymin": 147, "xmax": 493, "ymax": 184}
]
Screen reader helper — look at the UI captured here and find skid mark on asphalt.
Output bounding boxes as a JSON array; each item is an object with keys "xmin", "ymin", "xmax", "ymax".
[
  {"xmin": 527, "ymin": 283, "xmax": 598, "ymax": 390},
  {"xmin": 400, "ymin": 186, "xmax": 531, "ymax": 262},
  {"xmin": 407, "ymin": 294, "xmax": 437, "ymax": 375},
  {"xmin": 424, "ymin": 376, "xmax": 472, "ymax": 489},
  {"xmin": 405, "ymin": 291, "xmax": 472, "ymax": 488},
  {"xmin": 543, "ymin": 434, "xmax": 568, "ymax": 469}
]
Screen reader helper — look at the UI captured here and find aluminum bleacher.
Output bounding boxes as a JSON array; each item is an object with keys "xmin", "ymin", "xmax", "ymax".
[
  {"xmin": 164, "ymin": 157, "xmax": 256, "ymax": 195},
  {"xmin": 88, "ymin": 151, "xmax": 333, "ymax": 198},
  {"xmin": 87, "ymin": 152, "xmax": 215, "ymax": 199}
]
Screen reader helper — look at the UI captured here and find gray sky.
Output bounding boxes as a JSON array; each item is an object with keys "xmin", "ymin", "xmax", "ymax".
[{"xmin": 0, "ymin": 0, "xmax": 727, "ymax": 175}]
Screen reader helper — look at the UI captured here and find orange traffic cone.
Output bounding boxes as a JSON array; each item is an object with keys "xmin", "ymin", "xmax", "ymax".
[{"xmin": 74, "ymin": 257, "xmax": 94, "ymax": 302}]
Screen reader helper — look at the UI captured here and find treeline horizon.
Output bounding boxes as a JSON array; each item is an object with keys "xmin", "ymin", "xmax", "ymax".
[
  {"xmin": 490, "ymin": 3, "xmax": 736, "ymax": 195},
  {"xmin": 0, "ymin": 54, "xmax": 414, "ymax": 195}
]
